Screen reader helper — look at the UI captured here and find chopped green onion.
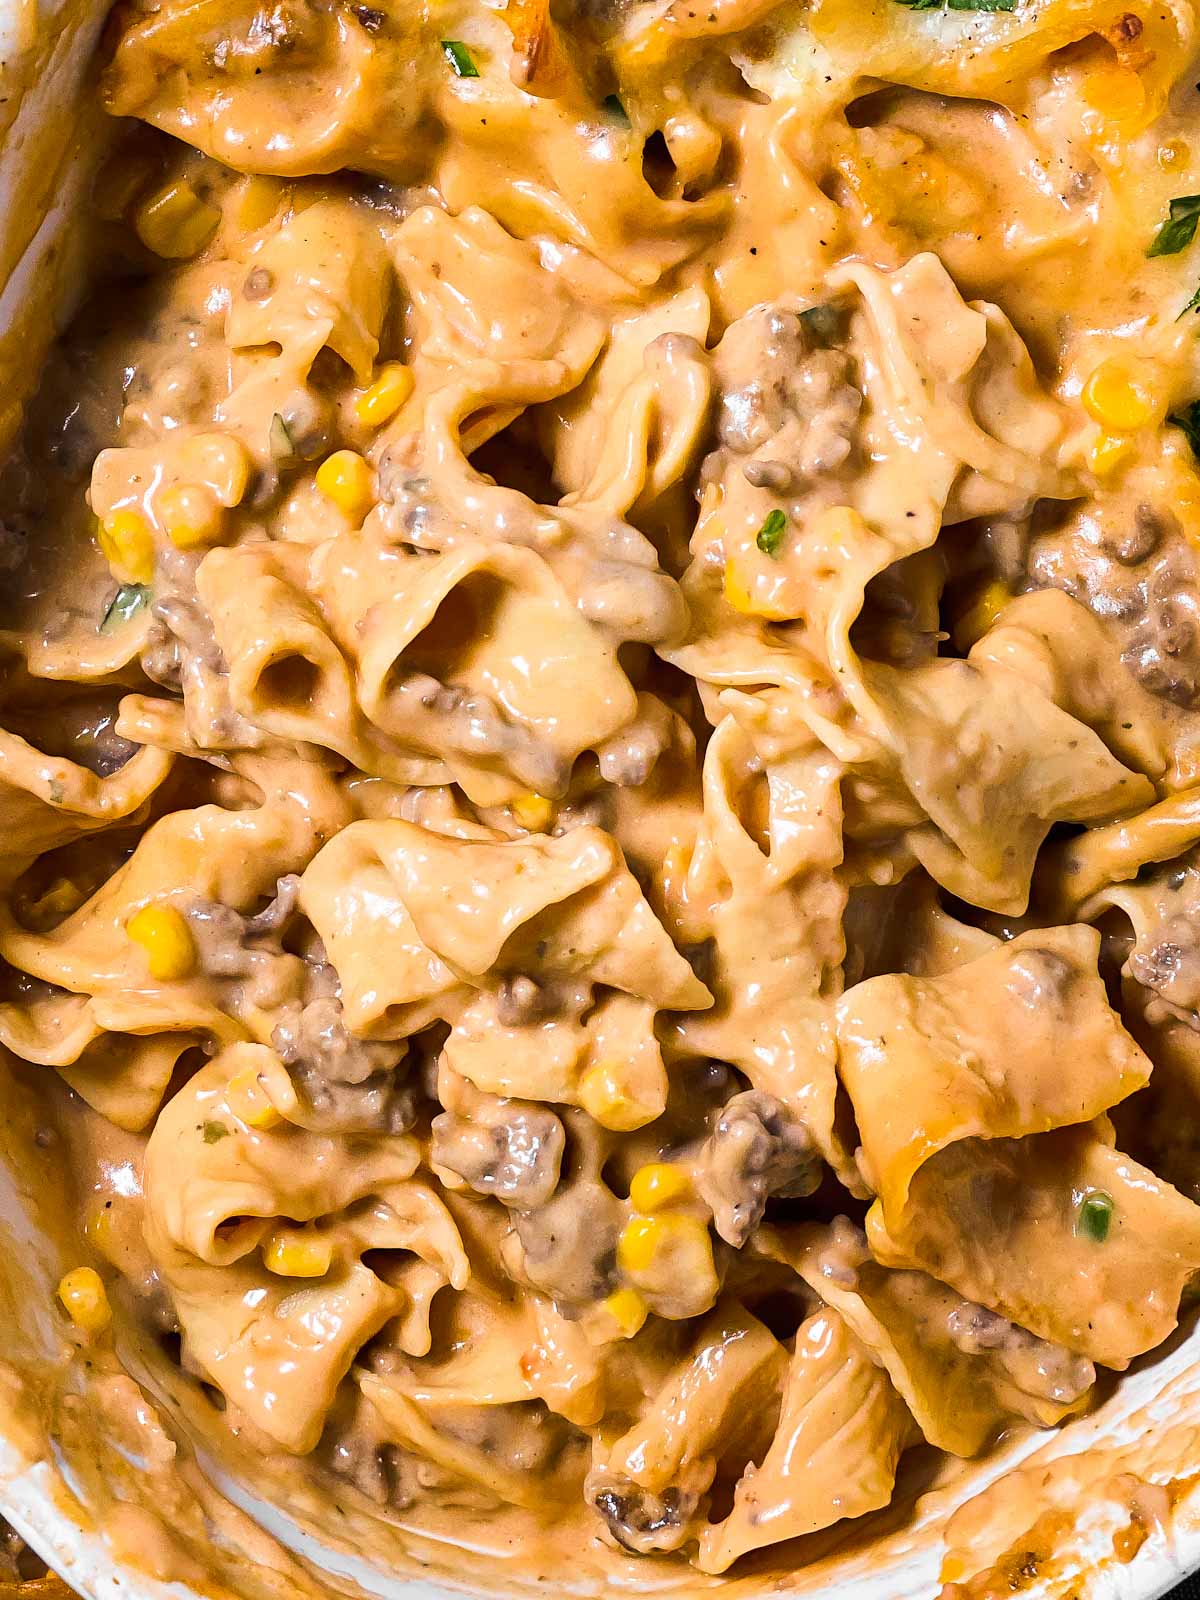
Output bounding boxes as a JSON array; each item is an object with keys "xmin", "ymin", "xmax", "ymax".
[
  {"xmin": 756, "ymin": 509, "xmax": 788, "ymax": 558},
  {"xmin": 100, "ymin": 581, "xmax": 150, "ymax": 634},
  {"xmin": 1076, "ymin": 1189, "xmax": 1114, "ymax": 1243},
  {"xmin": 1149, "ymin": 194, "xmax": 1200, "ymax": 258},
  {"xmin": 269, "ymin": 412, "xmax": 296, "ymax": 461},
  {"xmin": 1169, "ymin": 400, "xmax": 1200, "ymax": 459},
  {"xmin": 202, "ymin": 1121, "xmax": 231, "ymax": 1144},
  {"xmin": 441, "ymin": 39, "xmax": 479, "ymax": 78},
  {"xmin": 603, "ymin": 94, "xmax": 630, "ymax": 126}
]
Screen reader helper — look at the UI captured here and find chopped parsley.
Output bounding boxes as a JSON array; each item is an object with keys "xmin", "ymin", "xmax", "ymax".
[
  {"xmin": 894, "ymin": 0, "xmax": 1017, "ymax": 10},
  {"xmin": 1148, "ymin": 193, "xmax": 1200, "ymax": 257},
  {"xmin": 99, "ymin": 581, "xmax": 150, "ymax": 634},
  {"xmin": 441, "ymin": 39, "xmax": 479, "ymax": 78},
  {"xmin": 202, "ymin": 1121, "xmax": 231, "ymax": 1144},
  {"xmin": 603, "ymin": 94, "xmax": 630, "ymax": 126},
  {"xmin": 756, "ymin": 509, "xmax": 788, "ymax": 558},
  {"xmin": 1076, "ymin": 1189, "xmax": 1114, "ymax": 1243},
  {"xmin": 1168, "ymin": 399, "xmax": 1200, "ymax": 458}
]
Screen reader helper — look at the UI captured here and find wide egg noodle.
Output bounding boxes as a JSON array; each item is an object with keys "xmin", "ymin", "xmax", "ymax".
[
  {"xmin": 144, "ymin": 1047, "xmax": 467, "ymax": 1453},
  {"xmin": 663, "ymin": 714, "xmax": 858, "ymax": 1190},
  {"xmin": 0, "ymin": 758, "xmax": 349, "ymax": 1120},
  {"xmin": 0, "ymin": 725, "xmax": 171, "ymax": 883},
  {"xmin": 838, "ymin": 929, "xmax": 1200, "ymax": 1363},
  {"xmin": 754, "ymin": 1221, "xmax": 1093, "ymax": 1457},
  {"xmin": 297, "ymin": 817, "xmax": 711, "ymax": 1114},
  {"xmin": 695, "ymin": 1305, "xmax": 915, "ymax": 1575},
  {"xmin": 837, "ymin": 925, "xmax": 1151, "ymax": 1221},
  {"xmin": 7, "ymin": 0, "xmax": 1200, "ymax": 1581},
  {"xmin": 866, "ymin": 1125, "xmax": 1200, "ymax": 1368}
]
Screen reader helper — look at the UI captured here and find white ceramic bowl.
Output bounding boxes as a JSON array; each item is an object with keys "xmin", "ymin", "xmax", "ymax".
[{"xmin": 1, "ymin": 6, "xmax": 1198, "ymax": 1596}]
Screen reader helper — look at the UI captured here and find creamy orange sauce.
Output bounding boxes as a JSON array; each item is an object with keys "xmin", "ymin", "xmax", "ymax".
[{"xmin": 4, "ymin": 0, "xmax": 1200, "ymax": 1593}]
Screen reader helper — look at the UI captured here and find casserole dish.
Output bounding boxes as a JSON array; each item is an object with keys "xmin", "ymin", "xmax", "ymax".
[{"xmin": 1, "ymin": 1, "xmax": 1199, "ymax": 1596}]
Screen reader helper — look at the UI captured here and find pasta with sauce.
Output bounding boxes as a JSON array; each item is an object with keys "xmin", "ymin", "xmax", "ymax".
[{"xmin": 3, "ymin": 0, "xmax": 1200, "ymax": 1582}]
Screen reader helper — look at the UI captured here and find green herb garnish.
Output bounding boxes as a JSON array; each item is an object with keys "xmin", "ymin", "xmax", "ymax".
[
  {"xmin": 202, "ymin": 1121, "xmax": 231, "ymax": 1144},
  {"xmin": 756, "ymin": 509, "xmax": 788, "ymax": 558},
  {"xmin": 441, "ymin": 39, "xmax": 479, "ymax": 77},
  {"xmin": 1180, "ymin": 281, "xmax": 1200, "ymax": 318},
  {"xmin": 99, "ymin": 581, "xmax": 150, "ymax": 634},
  {"xmin": 269, "ymin": 412, "xmax": 296, "ymax": 462},
  {"xmin": 1076, "ymin": 1189, "xmax": 1114, "ymax": 1242},
  {"xmin": 1149, "ymin": 194, "xmax": 1200, "ymax": 258},
  {"xmin": 603, "ymin": 94, "xmax": 630, "ymax": 126},
  {"xmin": 1168, "ymin": 400, "xmax": 1200, "ymax": 458},
  {"xmin": 895, "ymin": 0, "xmax": 1017, "ymax": 10}
]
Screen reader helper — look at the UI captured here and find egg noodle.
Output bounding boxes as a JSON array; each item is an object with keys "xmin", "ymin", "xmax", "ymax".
[{"xmin": 3, "ymin": 0, "xmax": 1200, "ymax": 1580}]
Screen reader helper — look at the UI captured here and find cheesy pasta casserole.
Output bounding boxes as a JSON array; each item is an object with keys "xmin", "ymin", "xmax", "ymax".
[{"xmin": 3, "ymin": 0, "xmax": 1200, "ymax": 1582}]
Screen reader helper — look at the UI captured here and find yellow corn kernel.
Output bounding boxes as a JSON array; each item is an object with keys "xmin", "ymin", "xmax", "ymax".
[
  {"xmin": 355, "ymin": 362, "xmax": 415, "ymax": 428},
  {"xmin": 604, "ymin": 1288, "xmax": 648, "ymax": 1339},
  {"xmin": 237, "ymin": 175, "xmax": 286, "ymax": 233},
  {"xmin": 511, "ymin": 792, "xmax": 554, "ymax": 832},
  {"xmin": 97, "ymin": 508, "xmax": 154, "ymax": 584},
  {"xmin": 181, "ymin": 432, "xmax": 252, "ymax": 506},
  {"xmin": 953, "ymin": 579, "xmax": 1009, "ymax": 653},
  {"xmin": 1089, "ymin": 431, "xmax": 1134, "ymax": 479},
  {"xmin": 158, "ymin": 484, "xmax": 223, "ymax": 550},
  {"xmin": 126, "ymin": 903, "xmax": 196, "ymax": 982},
  {"xmin": 617, "ymin": 1212, "xmax": 714, "ymax": 1287},
  {"xmin": 578, "ymin": 1060, "xmax": 659, "ymax": 1133},
  {"xmin": 57, "ymin": 1267, "xmax": 112, "ymax": 1334},
  {"xmin": 1082, "ymin": 360, "xmax": 1155, "ymax": 433},
  {"xmin": 316, "ymin": 449, "xmax": 375, "ymax": 522},
  {"xmin": 723, "ymin": 560, "xmax": 792, "ymax": 621},
  {"xmin": 227, "ymin": 1068, "xmax": 281, "ymax": 1130},
  {"xmin": 1082, "ymin": 63, "xmax": 1146, "ymax": 124},
  {"xmin": 263, "ymin": 1229, "xmax": 333, "ymax": 1279},
  {"xmin": 135, "ymin": 179, "xmax": 221, "ymax": 259},
  {"xmin": 629, "ymin": 1162, "xmax": 692, "ymax": 1213},
  {"xmin": 616, "ymin": 1214, "xmax": 660, "ymax": 1274},
  {"xmin": 724, "ymin": 561, "xmax": 757, "ymax": 617}
]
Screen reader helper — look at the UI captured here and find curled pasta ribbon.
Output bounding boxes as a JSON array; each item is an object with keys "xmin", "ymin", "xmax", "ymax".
[
  {"xmin": 0, "ymin": 760, "xmax": 349, "ymax": 1122},
  {"xmin": 0, "ymin": 727, "xmax": 171, "ymax": 884},
  {"xmin": 756, "ymin": 1222, "xmax": 1093, "ymax": 1457},
  {"xmin": 695, "ymin": 1306, "xmax": 913, "ymax": 1573},
  {"xmin": 145, "ymin": 1051, "xmax": 468, "ymax": 1453},
  {"xmin": 839, "ymin": 927, "xmax": 1200, "ymax": 1365},
  {"xmin": 298, "ymin": 817, "xmax": 711, "ymax": 1044},
  {"xmin": 667, "ymin": 715, "xmax": 859, "ymax": 1192}
]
